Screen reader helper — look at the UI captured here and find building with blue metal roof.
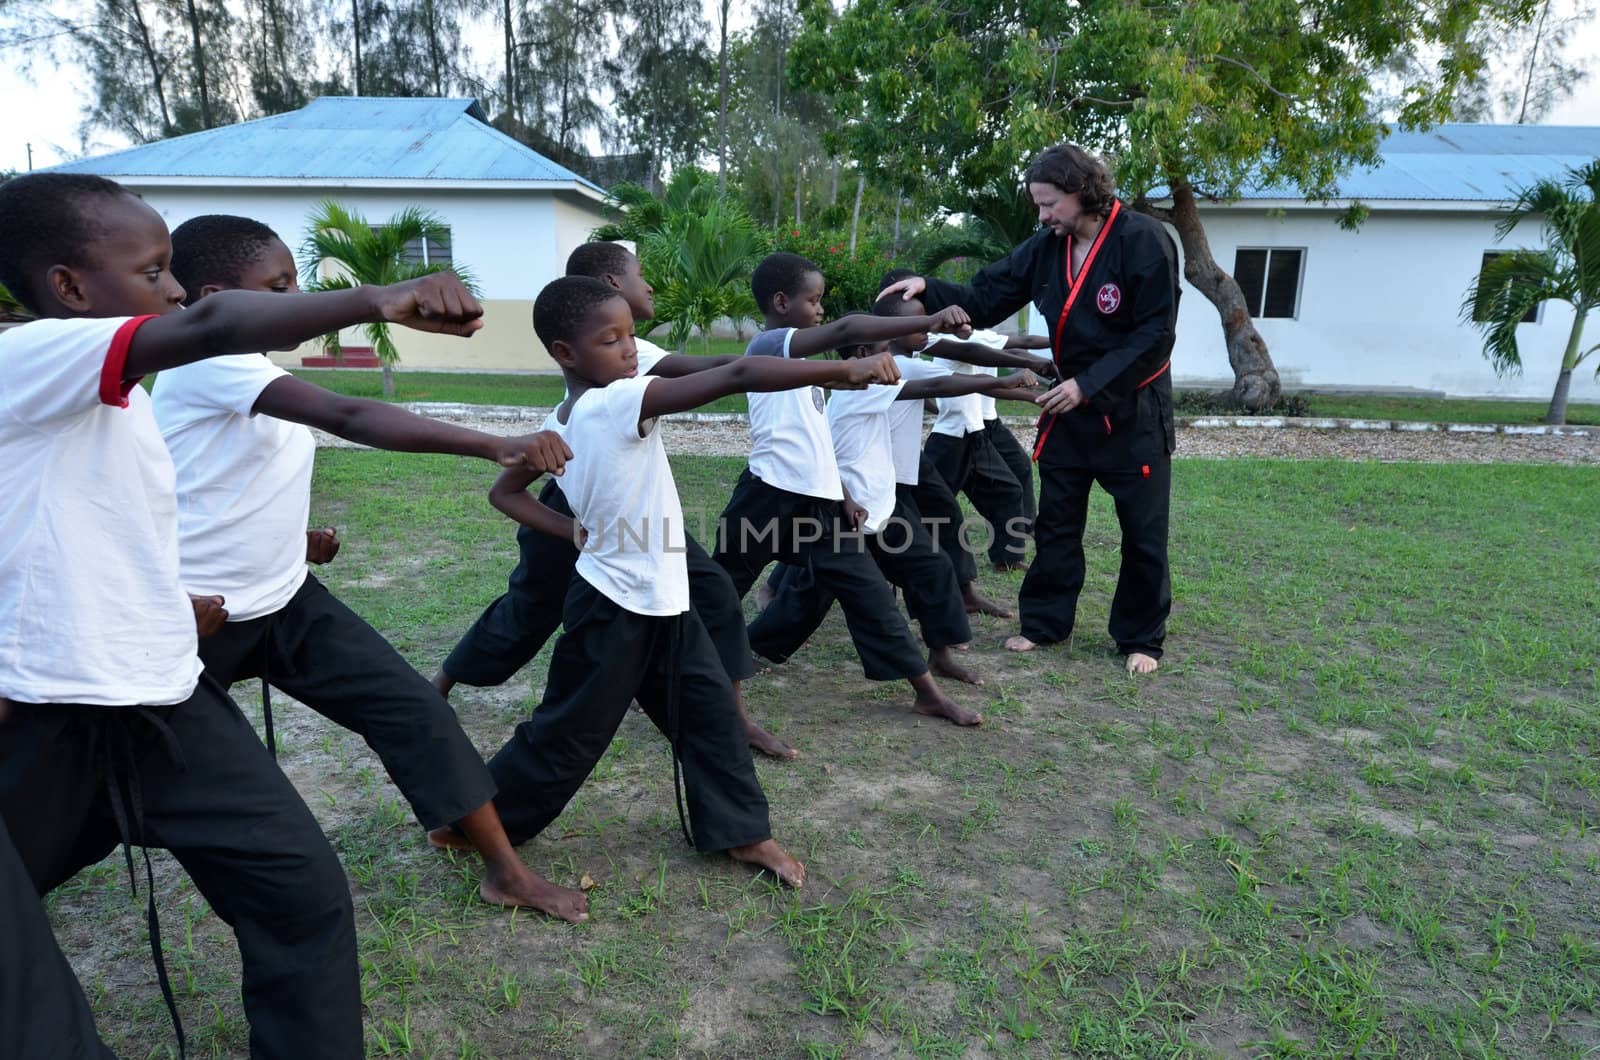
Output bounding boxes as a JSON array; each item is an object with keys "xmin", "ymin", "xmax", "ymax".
[
  {"xmin": 1037, "ymin": 124, "xmax": 1600, "ymax": 401},
  {"xmin": 50, "ymin": 97, "xmax": 614, "ymax": 371}
]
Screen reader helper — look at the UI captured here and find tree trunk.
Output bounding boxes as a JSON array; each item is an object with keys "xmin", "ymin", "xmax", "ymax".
[
  {"xmin": 423, "ymin": 0, "xmax": 444, "ymax": 97},
  {"xmin": 351, "ymin": 0, "xmax": 364, "ymax": 95},
  {"xmin": 794, "ymin": 164, "xmax": 803, "ymax": 228},
  {"xmin": 849, "ymin": 171, "xmax": 865, "ymax": 253},
  {"xmin": 381, "ymin": 361, "xmax": 394, "ymax": 399},
  {"xmin": 1546, "ymin": 309, "xmax": 1586, "ymax": 423},
  {"xmin": 717, "ymin": 0, "xmax": 729, "ymax": 199},
  {"xmin": 830, "ymin": 160, "xmax": 840, "ymax": 205},
  {"xmin": 128, "ymin": 0, "xmax": 174, "ymax": 135},
  {"xmin": 502, "ymin": 0, "xmax": 515, "ymax": 123},
  {"xmin": 1162, "ymin": 181, "xmax": 1281, "ymax": 410},
  {"xmin": 892, "ymin": 193, "xmax": 902, "ymax": 253},
  {"xmin": 183, "ymin": 0, "xmax": 213, "ymax": 127}
]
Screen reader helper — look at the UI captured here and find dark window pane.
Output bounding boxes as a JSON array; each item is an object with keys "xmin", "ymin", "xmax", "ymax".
[
  {"xmin": 424, "ymin": 231, "xmax": 452, "ymax": 265},
  {"xmin": 1262, "ymin": 248, "xmax": 1302, "ymax": 318},
  {"xmin": 1476, "ymin": 252, "xmax": 1538, "ymax": 323},
  {"xmin": 1233, "ymin": 249, "xmax": 1266, "ymax": 317}
]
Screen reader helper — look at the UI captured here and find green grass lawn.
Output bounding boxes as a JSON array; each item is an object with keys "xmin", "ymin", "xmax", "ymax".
[
  {"xmin": 289, "ymin": 362, "xmax": 1598, "ymax": 426},
  {"xmin": 55, "ymin": 454, "xmax": 1600, "ymax": 1057}
]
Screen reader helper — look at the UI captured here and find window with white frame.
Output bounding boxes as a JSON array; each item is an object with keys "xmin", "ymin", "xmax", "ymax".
[
  {"xmin": 1232, "ymin": 247, "xmax": 1304, "ymax": 319},
  {"xmin": 371, "ymin": 225, "xmax": 453, "ymax": 267}
]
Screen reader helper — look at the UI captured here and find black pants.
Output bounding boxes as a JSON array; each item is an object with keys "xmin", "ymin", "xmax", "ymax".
[
  {"xmin": 985, "ymin": 418, "xmax": 1037, "ymax": 525},
  {"xmin": 714, "ymin": 471, "xmax": 928, "ymax": 681},
  {"xmin": 757, "ymin": 497, "xmax": 971, "ymax": 656},
  {"xmin": 923, "ymin": 430, "xmax": 1028, "ymax": 565},
  {"xmin": 0, "ymin": 679, "xmax": 362, "ymax": 1059},
  {"xmin": 444, "ymin": 480, "xmax": 756, "ymax": 685},
  {"xmin": 200, "ymin": 574, "xmax": 496, "ymax": 832},
  {"xmin": 1019, "ymin": 414, "xmax": 1172, "ymax": 657},
  {"xmin": 0, "ymin": 816, "xmax": 113, "ymax": 1059},
  {"xmin": 487, "ymin": 578, "xmax": 770, "ymax": 853},
  {"xmin": 905, "ymin": 457, "xmax": 978, "ymax": 586}
]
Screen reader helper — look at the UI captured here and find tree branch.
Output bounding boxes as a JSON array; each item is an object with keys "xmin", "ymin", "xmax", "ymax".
[{"xmin": 1213, "ymin": 54, "xmax": 1295, "ymax": 102}]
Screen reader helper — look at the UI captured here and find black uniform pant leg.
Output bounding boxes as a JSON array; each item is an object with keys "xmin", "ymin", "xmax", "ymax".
[
  {"xmin": 485, "ymin": 580, "xmax": 654, "ymax": 846},
  {"xmin": 1099, "ymin": 456, "xmax": 1172, "ymax": 659},
  {"xmin": 1017, "ymin": 462, "xmax": 1095, "ymax": 645},
  {"xmin": 634, "ymin": 613, "xmax": 771, "ymax": 853},
  {"xmin": 0, "ymin": 817, "xmax": 113, "ymax": 1060},
  {"xmin": 908, "ymin": 463, "xmax": 978, "ymax": 586},
  {"xmin": 228, "ymin": 576, "xmax": 497, "ymax": 832},
  {"xmin": 802, "ymin": 512, "xmax": 929, "ymax": 682},
  {"xmin": 713, "ymin": 470, "xmax": 790, "ymax": 599},
  {"xmin": 962, "ymin": 432, "xmax": 1029, "ymax": 566},
  {"xmin": 0, "ymin": 684, "xmax": 363, "ymax": 1060},
  {"xmin": 685, "ymin": 533, "xmax": 756, "ymax": 681},
  {"xmin": 442, "ymin": 480, "xmax": 579, "ymax": 687},
  {"xmin": 986, "ymin": 419, "xmax": 1037, "ymax": 524},
  {"xmin": 746, "ymin": 562, "xmax": 838, "ymax": 666},
  {"xmin": 871, "ymin": 503, "xmax": 971, "ymax": 650}
]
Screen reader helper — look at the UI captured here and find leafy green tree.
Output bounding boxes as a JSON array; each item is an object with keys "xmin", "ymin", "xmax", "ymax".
[
  {"xmin": 791, "ymin": 0, "xmax": 1538, "ymax": 409},
  {"xmin": 299, "ymin": 201, "xmax": 475, "ymax": 398},
  {"xmin": 611, "ymin": 0, "xmax": 715, "ymax": 185},
  {"xmin": 1465, "ymin": 161, "xmax": 1599, "ymax": 425}
]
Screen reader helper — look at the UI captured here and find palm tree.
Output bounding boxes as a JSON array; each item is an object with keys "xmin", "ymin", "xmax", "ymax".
[
  {"xmin": 1465, "ymin": 161, "xmax": 1599, "ymax": 424},
  {"xmin": 299, "ymin": 201, "xmax": 477, "ymax": 398},
  {"xmin": 913, "ymin": 178, "xmax": 1040, "ymax": 328},
  {"xmin": 643, "ymin": 203, "xmax": 764, "ymax": 353}
]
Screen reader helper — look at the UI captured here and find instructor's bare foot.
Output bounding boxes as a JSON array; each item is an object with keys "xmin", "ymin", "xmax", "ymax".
[
  {"xmin": 962, "ymin": 583, "xmax": 1012, "ymax": 618},
  {"xmin": 729, "ymin": 839, "xmax": 805, "ymax": 887},
  {"xmin": 1125, "ymin": 652, "xmax": 1159, "ymax": 675},
  {"xmin": 929, "ymin": 646, "xmax": 983, "ymax": 686},
  {"xmin": 747, "ymin": 720, "xmax": 799, "ymax": 759},
  {"xmin": 428, "ymin": 825, "xmax": 475, "ymax": 853},
  {"xmin": 480, "ymin": 863, "xmax": 590, "ymax": 922},
  {"xmin": 1004, "ymin": 635, "xmax": 1037, "ymax": 653}
]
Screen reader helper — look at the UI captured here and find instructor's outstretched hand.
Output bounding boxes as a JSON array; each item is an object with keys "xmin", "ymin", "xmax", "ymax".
[{"xmin": 876, "ymin": 275, "xmax": 927, "ymax": 303}]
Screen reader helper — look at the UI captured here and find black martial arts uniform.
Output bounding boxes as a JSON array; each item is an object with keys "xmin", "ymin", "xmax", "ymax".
[
  {"xmin": 921, "ymin": 200, "xmax": 1179, "ymax": 657},
  {"xmin": 715, "ymin": 471, "xmax": 930, "ymax": 681},
  {"xmin": 922, "ymin": 426, "xmax": 1028, "ymax": 567},
  {"xmin": 0, "ymin": 679, "xmax": 362, "ymax": 1059},
  {"xmin": 442, "ymin": 479, "xmax": 757, "ymax": 688},
  {"xmin": 199, "ymin": 573, "xmax": 497, "ymax": 832},
  {"xmin": 908, "ymin": 453, "xmax": 979, "ymax": 587},
  {"xmin": 985, "ymin": 417, "xmax": 1037, "ymax": 529},
  {"xmin": 0, "ymin": 816, "xmax": 114, "ymax": 1059}
]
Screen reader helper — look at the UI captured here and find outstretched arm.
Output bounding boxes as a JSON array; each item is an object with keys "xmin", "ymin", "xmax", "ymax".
[
  {"xmin": 647, "ymin": 353, "xmax": 740, "ymax": 377},
  {"xmin": 253, "ymin": 376, "xmax": 571, "ymax": 472},
  {"xmin": 786, "ymin": 305, "xmax": 972, "ymax": 359},
  {"xmin": 637, "ymin": 351, "xmax": 900, "ymax": 422},
  {"xmin": 900, "ymin": 371, "xmax": 1043, "ymax": 401},
  {"xmin": 124, "ymin": 272, "xmax": 483, "ymax": 378},
  {"xmin": 489, "ymin": 466, "xmax": 585, "ymax": 542},
  {"xmin": 923, "ymin": 337, "xmax": 1055, "ymax": 377}
]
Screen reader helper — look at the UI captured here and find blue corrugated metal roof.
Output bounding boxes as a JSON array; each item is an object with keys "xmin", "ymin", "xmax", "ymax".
[
  {"xmin": 49, "ymin": 97, "xmax": 603, "ymax": 191},
  {"xmin": 1240, "ymin": 123, "xmax": 1600, "ymax": 202}
]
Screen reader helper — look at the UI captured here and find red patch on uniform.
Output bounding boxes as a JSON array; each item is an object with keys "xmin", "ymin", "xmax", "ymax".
[{"xmin": 1096, "ymin": 283, "xmax": 1121, "ymax": 313}]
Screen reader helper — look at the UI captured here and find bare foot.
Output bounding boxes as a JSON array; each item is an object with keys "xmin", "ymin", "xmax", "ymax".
[
  {"xmin": 747, "ymin": 720, "xmax": 799, "ymax": 759},
  {"xmin": 1004, "ymin": 635, "xmax": 1037, "ymax": 653},
  {"xmin": 929, "ymin": 646, "xmax": 983, "ymax": 686},
  {"xmin": 909, "ymin": 675, "xmax": 983, "ymax": 726},
  {"xmin": 429, "ymin": 670, "xmax": 455, "ymax": 699},
  {"xmin": 754, "ymin": 582, "xmax": 777, "ymax": 610},
  {"xmin": 962, "ymin": 583, "xmax": 1013, "ymax": 618},
  {"xmin": 1125, "ymin": 652, "xmax": 1159, "ymax": 675},
  {"xmin": 992, "ymin": 561, "xmax": 1028, "ymax": 573},
  {"xmin": 729, "ymin": 839, "xmax": 805, "ymax": 887},
  {"xmin": 428, "ymin": 825, "xmax": 475, "ymax": 853},
  {"xmin": 480, "ymin": 863, "xmax": 590, "ymax": 922}
]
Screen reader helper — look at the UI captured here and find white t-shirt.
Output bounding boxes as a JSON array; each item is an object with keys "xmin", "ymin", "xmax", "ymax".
[
  {"xmin": 546, "ymin": 336, "xmax": 671, "ymax": 430},
  {"xmin": 825, "ymin": 380, "xmax": 905, "ymax": 533},
  {"xmin": 928, "ymin": 329, "xmax": 1010, "ymax": 437},
  {"xmin": 743, "ymin": 328, "xmax": 843, "ymax": 500},
  {"xmin": 152, "ymin": 354, "xmax": 315, "ymax": 621},
  {"xmin": 0, "ymin": 316, "xmax": 202, "ymax": 706},
  {"xmin": 558, "ymin": 376, "xmax": 689, "ymax": 616},
  {"xmin": 888, "ymin": 355, "xmax": 951, "ymax": 485}
]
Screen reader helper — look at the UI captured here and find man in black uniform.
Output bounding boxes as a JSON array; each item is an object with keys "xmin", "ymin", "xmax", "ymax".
[{"xmin": 881, "ymin": 143, "xmax": 1180, "ymax": 673}]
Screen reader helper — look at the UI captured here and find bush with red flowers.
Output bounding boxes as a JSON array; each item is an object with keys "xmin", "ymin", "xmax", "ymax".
[{"xmin": 771, "ymin": 227, "xmax": 908, "ymax": 321}]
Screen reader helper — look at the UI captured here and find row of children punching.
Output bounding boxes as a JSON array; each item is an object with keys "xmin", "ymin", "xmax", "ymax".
[{"xmin": 0, "ymin": 172, "xmax": 1055, "ymax": 1058}]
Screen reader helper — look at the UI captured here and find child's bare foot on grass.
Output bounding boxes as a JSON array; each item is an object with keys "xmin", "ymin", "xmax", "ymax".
[
  {"xmin": 429, "ymin": 670, "xmax": 455, "ymax": 699},
  {"xmin": 909, "ymin": 674, "xmax": 983, "ymax": 726},
  {"xmin": 992, "ymin": 561, "xmax": 1028, "ymax": 573},
  {"xmin": 1125, "ymin": 652, "xmax": 1159, "ymax": 675},
  {"xmin": 1004, "ymin": 635, "xmax": 1037, "ymax": 653},
  {"xmin": 729, "ymin": 839, "xmax": 805, "ymax": 887},
  {"xmin": 428, "ymin": 824, "xmax": 474, "ymax": 852},
  {"xmin": 747, "ymin": 721, "xmax": 799, "ymax": 759},
  {"xmin": 929, "ymin": 646, "xmax": 983, "ymax": 686},
  {"xmin": 962, "ymin": 583, "xmax": 1012, "ymax": 618},
  {"xmin": 480, "ymin": 863, "xmax": 590, "ymax": 922}
]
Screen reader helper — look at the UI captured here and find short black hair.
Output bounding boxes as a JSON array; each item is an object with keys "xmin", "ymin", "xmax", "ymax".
[
  {"xmin": 566, "ymin": 241, "xmax": 636, "ymax": 280},
  {"xmin": 533, "ymin": 275, "xmax": 625, "ymax": 349},
  {"xmin": 751, "ymin": 252, "xmax": 820, "ymax": 313},
  {"xmin": 832, "ymin": 310, "xmax": 870, "ymax": 358},
  {"xmin": 880, "ymin": 268, "xmax": 917, "ymax": 290},
  {"xmin": 1024, "ymin": 144, "xmax": 1117, "ymax": 216},
  {"xmin": 0, "ymin": 172, "xmax": 137, "ymax": 313},
  {"xmin": 873, "ymin": 289, "xmax": 922, "ymax": 316},
  {"xmin": 170, "ymin": 214, "xmax": 283, "ymax": 304}
]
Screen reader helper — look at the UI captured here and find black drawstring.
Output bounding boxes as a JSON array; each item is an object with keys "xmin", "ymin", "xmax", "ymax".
[
  {"xmin": 260, "ymin": 679, "xmax": 275, "ymax": 758},
  {"xmin": 97, "ymin": 709, "xmax": 189, "ymax": 1059},
  {"xmin": 667, "ymin": 615, "xmax": 692, "ymax": 848}
]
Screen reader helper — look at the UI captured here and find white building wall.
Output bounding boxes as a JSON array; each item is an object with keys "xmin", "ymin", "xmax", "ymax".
[{"xmin": 1030, "ymin": 205, "xmax": 1597, "ymax": 402}]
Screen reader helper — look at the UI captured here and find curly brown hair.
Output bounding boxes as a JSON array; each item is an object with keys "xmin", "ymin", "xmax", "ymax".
[{"xmin": 1023, "ymin": 144, "xmax": 1117, "ymax": 217}]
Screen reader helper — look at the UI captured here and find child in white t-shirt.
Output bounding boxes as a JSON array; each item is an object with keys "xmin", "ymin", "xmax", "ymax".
[
  {"xmin": 713, "ymin": 253, "xmax": 984, "ymax": 727},
  {"xmin": 451, "ymin": 276, "xmax": 899, "ymax": 887},
  {"xmin": 154, "ymin": 214, "xmax": 587, "ymax": 923},
  {"xmin": 0, "ymin": 172, "xmax": 483, "ymax": 1058}
]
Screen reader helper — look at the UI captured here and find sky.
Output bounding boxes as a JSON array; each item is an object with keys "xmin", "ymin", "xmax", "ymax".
[{"xmin": 2, "ymin": 13, "xmax": 1598, "ymax": 175}]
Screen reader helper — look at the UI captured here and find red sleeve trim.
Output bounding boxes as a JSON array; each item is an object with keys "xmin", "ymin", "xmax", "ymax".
[{"xmin": 98, "ymin": 314, "xmax": 159, "ymax": 408}]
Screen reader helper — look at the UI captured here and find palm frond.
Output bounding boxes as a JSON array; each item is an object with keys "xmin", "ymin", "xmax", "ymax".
[{"xmin": 1464, "ymin": 249, "xmax": 1563, "ymax": 375}]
